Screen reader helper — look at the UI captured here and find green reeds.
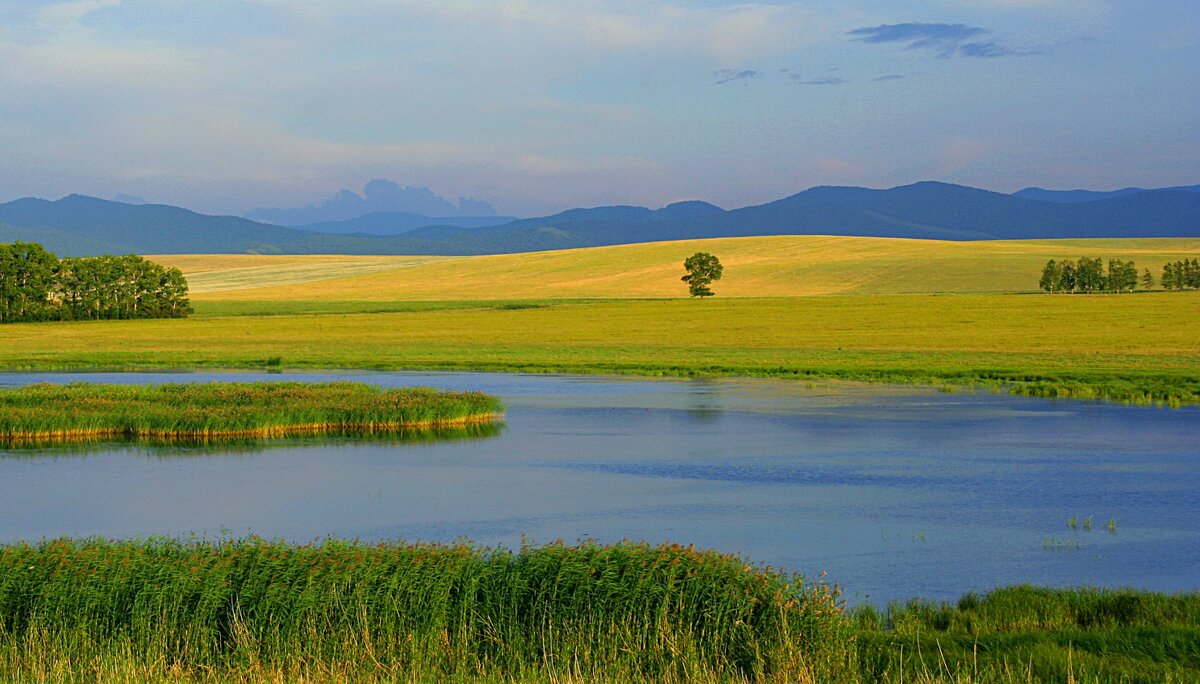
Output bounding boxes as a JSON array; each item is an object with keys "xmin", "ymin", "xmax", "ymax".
[
  {"xmin": 1, "ymin": 538, "xmax": 1197, "ymax": 682},
  {"xmin": 0, "ymin": 382, "xmax": 503, "ymax": 443},
  {"xmin": 852, "ymin": 586, "xmax": 1200, "ymax": 683},
  {"xmin": 0, "ymin": 538, "xmax": 851, "ymax": 682}
]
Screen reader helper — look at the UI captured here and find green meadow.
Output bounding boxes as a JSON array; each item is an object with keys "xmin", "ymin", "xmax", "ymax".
[{"xmin": 1, "ymin": 293, "xmax": 1197, "ymax": 404}]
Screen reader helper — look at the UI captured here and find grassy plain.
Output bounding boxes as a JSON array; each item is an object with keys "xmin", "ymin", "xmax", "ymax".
[
  {"xmin": 1, "ymin": 538, "xmax": 1195, "ymax": 683},
  {"xmin": 151, "ymin": 236, "xmax": 1200, "ymax": 299},
  {"xmin": 1, "ymin": 293, "xmax": 1197, "ymax": 403},
  {"xmin": 1, "ymin": 236, "xmax": 1196, "ymax": 403},
  {"xmin": 0, "ymin": 382, "xmax": 502, "ymax": 442}
]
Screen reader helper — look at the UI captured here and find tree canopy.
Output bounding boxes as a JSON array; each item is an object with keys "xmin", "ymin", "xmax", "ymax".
[
  {"xmin": 0, "ymin": 241, "xmax": 192, "ymax": 323},
  {"xmin": 1161, "ymin": 259, "xmax": 1200, "ymax": 290},
  {"xmin": 1039, "ymin": 257, "xmax": 1140, "ymax": 293},
  {"xmin": 681, "ymin": 252, "xmax": 723, "ymax": 298}
]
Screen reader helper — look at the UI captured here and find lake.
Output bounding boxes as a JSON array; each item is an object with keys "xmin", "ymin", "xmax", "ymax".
[{"xmin": 1, "ymin": 371, "xmax": 1197, "ymax": 606}]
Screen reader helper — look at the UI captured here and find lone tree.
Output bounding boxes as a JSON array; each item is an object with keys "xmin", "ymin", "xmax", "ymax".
[{"xmin": 681, "ymin": 252, "xmax": 723, "ymax": 297}]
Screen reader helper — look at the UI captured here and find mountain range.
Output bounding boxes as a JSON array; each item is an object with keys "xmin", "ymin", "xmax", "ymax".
[
  {"xmin": 1, "ymin": 181, "xmax": 1196, "ymax": 257},
  {"xmin": 1012, "ymin": 185, "xmax": 1200, "ymax": 204}
]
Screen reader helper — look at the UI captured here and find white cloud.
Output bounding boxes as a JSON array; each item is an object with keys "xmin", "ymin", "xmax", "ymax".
[{"xmin": 34, "ymin": 0, "xmax": 121, "ymax": 29}]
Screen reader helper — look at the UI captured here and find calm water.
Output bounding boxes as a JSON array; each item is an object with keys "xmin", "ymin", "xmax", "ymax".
[{"xmin": 1, "ymin": 371, "xmax": 1197, "ymax": 605}]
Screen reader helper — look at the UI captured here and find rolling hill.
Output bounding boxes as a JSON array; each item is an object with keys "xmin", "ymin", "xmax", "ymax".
[
  {"xmin": 2, "ymin": 182, "xmax": 1198, "ymax": 256},
  {"xmin": 152, "ymin": 235, "xmax": 1200, "ymax": 301}
]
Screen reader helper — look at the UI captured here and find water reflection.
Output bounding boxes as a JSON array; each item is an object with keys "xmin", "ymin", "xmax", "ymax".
[
  {"xmin": 0, "ymin": 422, "xmax": 503, "ymax": 458},
  {"xmin": 684, "ymin": 379, "xmax": 724, "ymax": 424}
]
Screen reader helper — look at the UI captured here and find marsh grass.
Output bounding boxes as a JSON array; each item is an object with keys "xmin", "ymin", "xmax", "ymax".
[
  {"xmin": 0, "ymin": 538, "xmax": 852, "ymax": 683},
  {"xmin": 0, "ymin": 382, "xmax": 503, "ymax": 442},
  {"xmin": 1, "ymin": 540, "xmax": 1196, "ymax": 683},
  {"xmin": 0, "ymin": 421, "xmax": 503, "ymax": 453},
  {"xmin": 852, "ymin": 586, "xmax": 1200, "ymax": 683}
]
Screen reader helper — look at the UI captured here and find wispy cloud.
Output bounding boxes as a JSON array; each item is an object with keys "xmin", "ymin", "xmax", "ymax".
[
  {"xmin": 35, "ymin": 0, "xmax": 120, "ymax": 30},
  {"xmin": 792, "ymin": 76, "xmax": 846, "ymax": 86},
  {"xmin": 847, "ymin": 23, "xmax": 1027, "ymax": 58},
  {"xmin": 714, "ymin": 69, "xmax": 760, "ymax": 84},
  {"xmin": 873, "ymin": 74, "xmax": 905, "ymax": 81}
]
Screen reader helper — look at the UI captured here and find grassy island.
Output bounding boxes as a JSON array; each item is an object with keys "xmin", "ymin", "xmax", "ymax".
[
  {"xmin": 0, "ymin": 538, "xmax": 1195, "ymax": 683},
  {"xmin": 0, "ymin": 382, "xmax": 503, "ymax": 443}
]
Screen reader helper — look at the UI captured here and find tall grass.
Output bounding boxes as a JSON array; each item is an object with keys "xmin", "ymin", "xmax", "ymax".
[
  {"xmin": 852, "ymin": 586, "xmax": 1200, "ymax": 683},
  {"xmin": 0, "ymin": 538, "xmax": 852, "ymax": 683},
  {"xmin": 0, "ymin": 422, "xmax": 504, "ymax": 452},
  {"xmin": 0, "ymin": 382, "xmax": 503, "ymax": 442},
  {"xmin": 1, "ymin": 540, "xmax": 1197, "ymax": 682}
]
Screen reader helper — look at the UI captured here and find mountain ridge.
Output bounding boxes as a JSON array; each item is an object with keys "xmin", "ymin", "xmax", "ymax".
[{"xmin": 1, "ymin": 181, "xmax": 1196, "ymax": 256}]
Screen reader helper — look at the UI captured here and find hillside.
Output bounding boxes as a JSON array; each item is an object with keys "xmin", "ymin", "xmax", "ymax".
[
  {"xmin": 3, "ymin": 182, "xmax": 1198, "ymax": 256},
  {"xmin": 152, "ymin": 235, "xmax": 1200, "ymax": 301}
]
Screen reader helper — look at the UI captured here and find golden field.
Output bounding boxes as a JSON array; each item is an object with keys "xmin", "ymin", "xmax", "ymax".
[
  {"xmin": 1, "ymin": 235, "xmax": 1193, "ymax": 403},
  {"xmin": 151, "ymin": 236, "xmax": 1200, "ymax": 300}
]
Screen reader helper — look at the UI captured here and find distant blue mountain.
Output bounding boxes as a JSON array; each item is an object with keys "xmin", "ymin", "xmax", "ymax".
[
  {"xmin": 0, "ymin": 182, "xmax": 1196, "ymax": 256},
  {"xmin": 1013, "ymin": 185, "xmax": 1200, "ymax": 203},
  {"xmin": 246, "ymin": 179, "xmax": 497, "ymax": 225},
  {"xmin": 297, "ymin": 212, "xmax": 517, "ymax": 236},
  {"xmin": 0, "ymin": 195, "xmax": 313, "ymax": 255}
]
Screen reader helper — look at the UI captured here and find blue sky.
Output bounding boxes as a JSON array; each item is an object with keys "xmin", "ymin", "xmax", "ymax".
[{"xmin": 0, "ymin": 0, "xmax": 1196, "ymax": 216}]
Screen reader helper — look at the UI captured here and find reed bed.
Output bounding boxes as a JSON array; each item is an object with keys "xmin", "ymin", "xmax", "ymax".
[
  {"xmin": 852, "ymin": 586, "xmax": 1200, "ymax": 683},
  {"xmin": 0, "ymin": 538, "xmax": 852, "ymax": 683},
  {"xmin": 0, "ymin": 382, "xmax": 504, "ymax": 442},
  {"xmin": 0, "ymin": 539, "xmax": 1196, "ymax": 682},
  {"xmin": 0, "ymin": 422, "xmax": 504, "ymax": 452}
]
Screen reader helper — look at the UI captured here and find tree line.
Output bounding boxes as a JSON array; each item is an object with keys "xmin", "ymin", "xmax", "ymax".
[
  {"xmin": 1040, "ymin": 256, "xmax": 1200, "ymax": 293},
  {"xmin": 1160, "ymin": 259, "xmax": 1200, "ymax": 290},
  {"xmin": 0, "ymin": 241, "xmax": 191, "ymax": 323},
  {"xmin": 1039, "ymin": 257, "xmax": 1142, "ymax": 293}
]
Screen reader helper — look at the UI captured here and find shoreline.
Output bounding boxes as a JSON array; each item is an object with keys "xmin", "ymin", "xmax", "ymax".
[{"xmin": 1, "ymin": 361, "xmax": 1195, "ymax": 408}]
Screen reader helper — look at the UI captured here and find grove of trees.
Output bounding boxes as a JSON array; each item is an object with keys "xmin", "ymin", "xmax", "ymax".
[
  {"xmin": 0, "ymin": 242, "xmax": 191, "ymax": 323},
  {"xmin": 1161, "ymin": 259, "xmax": 1200, "ymax": 290},
  {"xmin": 1039, "ymin": 257, "xmax": 1140, "ymax": 293}
]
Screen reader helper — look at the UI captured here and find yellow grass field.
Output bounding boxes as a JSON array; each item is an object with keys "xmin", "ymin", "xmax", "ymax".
[
  {"xmin": 150, "ymin": 236, "xmax": 1200, "ymax": 301},
  {"xmin": 5, "ymin": 236, "xmax": 1195, "ymax": 403}
]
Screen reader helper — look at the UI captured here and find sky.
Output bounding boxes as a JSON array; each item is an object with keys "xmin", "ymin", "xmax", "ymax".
[{"xmin": 0, "ymin": 0, "xmax": 1197, "ymax": 217}]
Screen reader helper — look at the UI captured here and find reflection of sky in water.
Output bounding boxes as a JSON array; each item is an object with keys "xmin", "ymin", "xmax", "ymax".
[{"xmin": 1, "ymin": 371, "xmax": 1197, "ymax": 606}]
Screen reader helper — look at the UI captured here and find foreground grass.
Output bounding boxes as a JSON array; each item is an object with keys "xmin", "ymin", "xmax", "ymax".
[
  {"xmin": 0, "ymin": 538, "xmax": 851, "ymax": 683},
  {"xmin": 853, "ymin": 586, "xmax": 1200, "ymax": 683},
  {"xmin": 0, "ymin": 382, "xmax": 503, "ymax": 442},
  {"xmin": 1, "ymin": 294, "xmax": 1198, "ymax": 405},
  {"xmin": 0, "ymin": 539, "xmax": 1196, "ymax": 683}
]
